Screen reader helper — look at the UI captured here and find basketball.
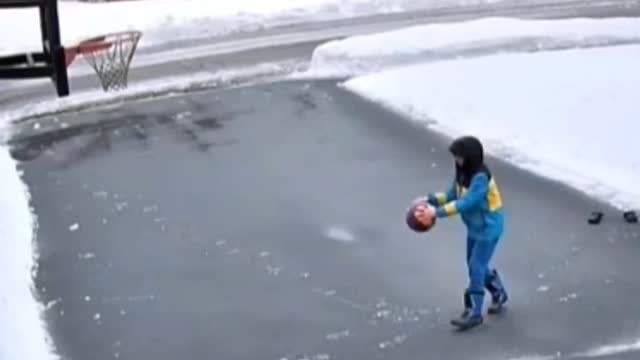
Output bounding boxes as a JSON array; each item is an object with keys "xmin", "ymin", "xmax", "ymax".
[{"xmin": 406, "ymin": 201, "xmax": 436, "ymax": 233}]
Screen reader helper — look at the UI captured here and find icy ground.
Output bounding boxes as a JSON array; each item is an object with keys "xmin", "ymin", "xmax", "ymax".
[{"xmin": 2, "ymin": 10, "xmax": 640, "ymax": 360}]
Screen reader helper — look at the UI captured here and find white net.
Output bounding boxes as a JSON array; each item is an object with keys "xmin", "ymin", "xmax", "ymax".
[{"xmin": 78, "ymin": 31, "xmax": 142, "ymax": 92}]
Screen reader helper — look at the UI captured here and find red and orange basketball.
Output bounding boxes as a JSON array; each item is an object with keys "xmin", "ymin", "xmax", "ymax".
[{"xmin": 406, "ymin": 201, "xmax": 436, "ymax": 233}]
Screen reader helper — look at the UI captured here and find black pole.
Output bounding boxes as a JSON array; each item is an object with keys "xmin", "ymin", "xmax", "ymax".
[
  {"xmin": 39, "ymin": 2, "xmax": 49, "ymax": 55},
  {"xmin": 46, "ymin": 0, "xmax": 69, "ymax": 97}
]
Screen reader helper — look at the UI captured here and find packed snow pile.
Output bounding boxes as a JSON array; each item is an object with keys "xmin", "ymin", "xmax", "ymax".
[
  {"xmin": 305, "ymin": 17, "xmax": 640, "ymax": 77},
  {"xmin": 0, "ymin": 0, "xmax": 465, "ymax": 55},
  {"xmin": 338, "ymin": 44, "xmax": 640, "ymax": 209},
  {"xmin": 0, "ymin": 147, "xmax": 58, "ymax": 360}
]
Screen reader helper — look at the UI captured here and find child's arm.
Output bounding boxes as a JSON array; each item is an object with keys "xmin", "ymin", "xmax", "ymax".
[
  {"xmin": 428, "ymin": 181, "xmax": 458, "ymax": 206},
  {"xmin": 435, "ymin": 173, "xmax": 488, "ymax": 218}
]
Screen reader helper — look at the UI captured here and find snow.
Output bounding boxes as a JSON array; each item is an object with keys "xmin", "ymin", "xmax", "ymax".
[
  {"xmin": 574, "ymin": 339, "xmax": 640, "ymax": 358},
  {"xmin": 304, "ymin": 16, "xmax": 640, "ymax": 77},
  {"xmin": 339, "ymin": 44, "xmax": 640, "ymax": 210},
  {"xmin": 0, "ymin": 147, "xmax": 58, "ymax": 360},
  {"xmin": 2, "ymin": 7, "xmax": 640, "ymax": 360},
  {"xmin": 505, "ymin": 338, "xmax": 640, "ymax": 359},
  {"xmin": 2, "ymin": 60, "xmax": 303, "ymax": 138},
  {"xmin": 0, "ymin": 0, "xmax": 447, "ymax": 56}
]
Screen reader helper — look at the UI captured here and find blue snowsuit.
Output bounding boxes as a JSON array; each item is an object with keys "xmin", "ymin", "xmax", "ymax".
[{"xmin": 428, "ymin": 137, "xmax": 508, "ymax": 319}]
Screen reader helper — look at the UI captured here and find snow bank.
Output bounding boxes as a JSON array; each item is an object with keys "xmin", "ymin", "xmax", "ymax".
[
  {"xmin": 305, "ymin": 17, "xmax": 640, "ymax": 77},
  {"xmin": 341, "ymin": 44, "xmax": 640, "ymax": 210},
  {"xmin": 0, "ymin": 0, "xmax": 450, "ymax": 55},
  {"xmin": 2, "ymin": 60, "xmax": 302, "ymax": 136},
  {"xmin": 0, "ymin": 147, "xmax": 58, "ymax": 360}
]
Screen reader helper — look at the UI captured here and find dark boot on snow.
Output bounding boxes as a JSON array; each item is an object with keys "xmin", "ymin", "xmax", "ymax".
[
  {"xmin": 459, "ymin": 290, "xmax": 472, "ymax": 318},
  {"xmin": 488, "ymin": 290, "xmax": 508, "ymax": 314},
  {"xmin": 451, "ymin": 291, "xmax": 484, "ymax": 331},
  {"xmin": 485, "ymin": 269, "xmax": 509, "ymax": 314},
  {"xmin": 451, "ymin": 313, "xmax": 483, "ymax": 331}
]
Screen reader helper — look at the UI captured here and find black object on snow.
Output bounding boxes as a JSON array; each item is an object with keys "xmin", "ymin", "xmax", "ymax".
[
  {"xmin": 623, "ymin": 211, "xmax": 638, "ymax": 224},
  {"xmin": 588, "ymin": 212, "xmax": 603, "ymax": 225}
]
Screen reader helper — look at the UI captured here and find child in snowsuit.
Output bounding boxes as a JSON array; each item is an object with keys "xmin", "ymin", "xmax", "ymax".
[{"xmin": 424, "ymin": 135, "xmax": 509, "ymax": 331}]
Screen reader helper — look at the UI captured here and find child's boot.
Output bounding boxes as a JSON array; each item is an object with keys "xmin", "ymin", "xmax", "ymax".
[
  {"xmin": 459, "ymin": 290, "xmax": 472, "ymax": 318},
  {"xmin": 451, "ymin": 291, "xmax": 483, "ymax": 331},
  {"xmin": 485, "ymin": 269, "xmax": 508, "ymax": 314}
]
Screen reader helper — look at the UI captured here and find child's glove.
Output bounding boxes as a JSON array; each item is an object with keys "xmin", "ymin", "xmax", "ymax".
[
  {"xmin": 426, "ymin": 194, "xmax": 439, "ymax": 206},
  {"xmin": 410, "ymin": 196, "xmax": 429, "ymax": 207},
  {"xmin": 410, "ymin": 195, "xmax": 439, "ymax": 207}
]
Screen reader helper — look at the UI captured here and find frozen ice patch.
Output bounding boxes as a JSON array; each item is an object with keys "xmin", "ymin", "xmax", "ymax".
[
  {"xmin": 378, "ymin": 334, "xmax": 408, "ymax": 350},
  {"xmin": 143, "ymin": 205, "xmax": 159, "ymax": 213},
  {"xmin": 324, "ymin": 226, "xmax": 356, "ymax": 243},
  {"xmin": 114, "ymin": 202, "xmax": 128, "ymax": 212},
  {"xmin": 574, "ymin": 339, "xmax": 640, "ymax": 358},
  {"xmin": 506, "ymin": 355, "xmax": 559, "ymax": 360},
  {"xmin": 44, "ymin": 298, "xmax": 62, "ymax": 311},
  {"xmin": 557, "ymin": 293, "xmax": 579, "ymax": 303},
  {"xmin": 537, "ymin": 285, "xmax": 550, "ymax": 293},
  {"xmin": 266, "ymin": 266, "xmax": 282, "ymax": 276},
  {"xmin": 77, "ymin": 252, "xmax": 96, "ymax": 260},
  {"xmin": 103, "ymin": 294, "xmax": 155, "ymax": 303},
  {"xmin": 93, "ymin": 191, "xmax": 108, "ymax": 200},
  {"xmin": 507, "ymin": 337, "xmax": 640, "ymax": 359},
  {"xmin": 326, "ymin": 330, "xmax": 350, "ymax": 341}
]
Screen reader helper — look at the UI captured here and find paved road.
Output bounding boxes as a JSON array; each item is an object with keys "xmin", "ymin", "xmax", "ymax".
[
  {"xmin": 11, "ymin": 80, "xmax": 640, "ymax": 360},
  {"xmin": 2, "ymin": 0, "xmax": 640, "ymax": 110}
]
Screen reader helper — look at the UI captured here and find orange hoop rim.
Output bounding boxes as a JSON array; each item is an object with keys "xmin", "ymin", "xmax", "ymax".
[{"xmin": 76, "ymin": 30, "xmax": 143, "ymax": 55}]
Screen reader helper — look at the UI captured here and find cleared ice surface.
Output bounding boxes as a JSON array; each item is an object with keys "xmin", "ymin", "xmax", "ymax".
[{"xmin": 324, "ymin": 225, "xmax": 356, "ymax": 242}]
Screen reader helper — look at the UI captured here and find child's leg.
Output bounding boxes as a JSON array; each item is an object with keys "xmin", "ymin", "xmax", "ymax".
[
  {"xmin": 467, "ymin": 238, "xmax": 500, "ymax": 317},
  {"xmin": 451, "ymin": 238, "xmax": 498, "ymax": 330},
  {"xmin": 485, "ymin": 268, "xmax": 508, "ymax": 313},
  {"xmin": 461, "ymin": 236, "xmax": 475, "ymax": 315}
]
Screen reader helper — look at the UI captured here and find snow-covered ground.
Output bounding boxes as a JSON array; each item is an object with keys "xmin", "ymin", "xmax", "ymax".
[
  {"xmin": 0, "ymin": 0, "xmax": 458, "ymax": 55},
  {"xmin": 341, "ymin": 45, "xmax": 640, "ymax": 210},
  {"xmin": 3, "ymin": 6, "xmax": 640, "ymax": 360},
  {"xmin": 4, "ymin": 60, "xmax": 304, "ymax": 140},
  {"xmin": 303, "ymin": 17, "xmax": 640, "ymax": 210},
  {"xmin": 0, "ymin": 148, "xmax": 58, "ymax": 360},
  {"xmin": 305, "ymin": 16, "xmax": 640, "ymax": 77}
]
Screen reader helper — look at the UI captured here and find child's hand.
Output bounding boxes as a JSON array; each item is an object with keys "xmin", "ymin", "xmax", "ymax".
[
  {"xmin": 410, "ymin": 196, "xmax": 429, "ymax": 207},
  {"xmin": 423, "ymin": 204, "xmax": 436, "ymax": 219},
  {"xmin": 414, "ymin": 204, "xmax": 436, "ymax": 224}
]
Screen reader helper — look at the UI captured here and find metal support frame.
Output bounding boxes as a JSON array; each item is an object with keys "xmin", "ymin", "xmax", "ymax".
[{"xmin": 0, "ymin": 0, "xmax": 70, "ymax": 97}]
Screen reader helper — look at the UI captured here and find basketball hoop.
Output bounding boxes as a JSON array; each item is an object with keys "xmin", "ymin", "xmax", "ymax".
[{"xmin": 74, "ymin": 30, "xmax": 142, "ymax": 92}]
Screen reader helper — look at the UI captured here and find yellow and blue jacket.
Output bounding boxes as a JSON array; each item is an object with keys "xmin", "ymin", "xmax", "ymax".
[{"xmin": 430, "ymin": 171, "xmax": 505, "ymax": 241}]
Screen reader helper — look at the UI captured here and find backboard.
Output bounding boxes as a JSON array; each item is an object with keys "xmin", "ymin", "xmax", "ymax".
[{"xmin": 0, "ymin": 0, "xmax": 70, "ymax": 97}]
